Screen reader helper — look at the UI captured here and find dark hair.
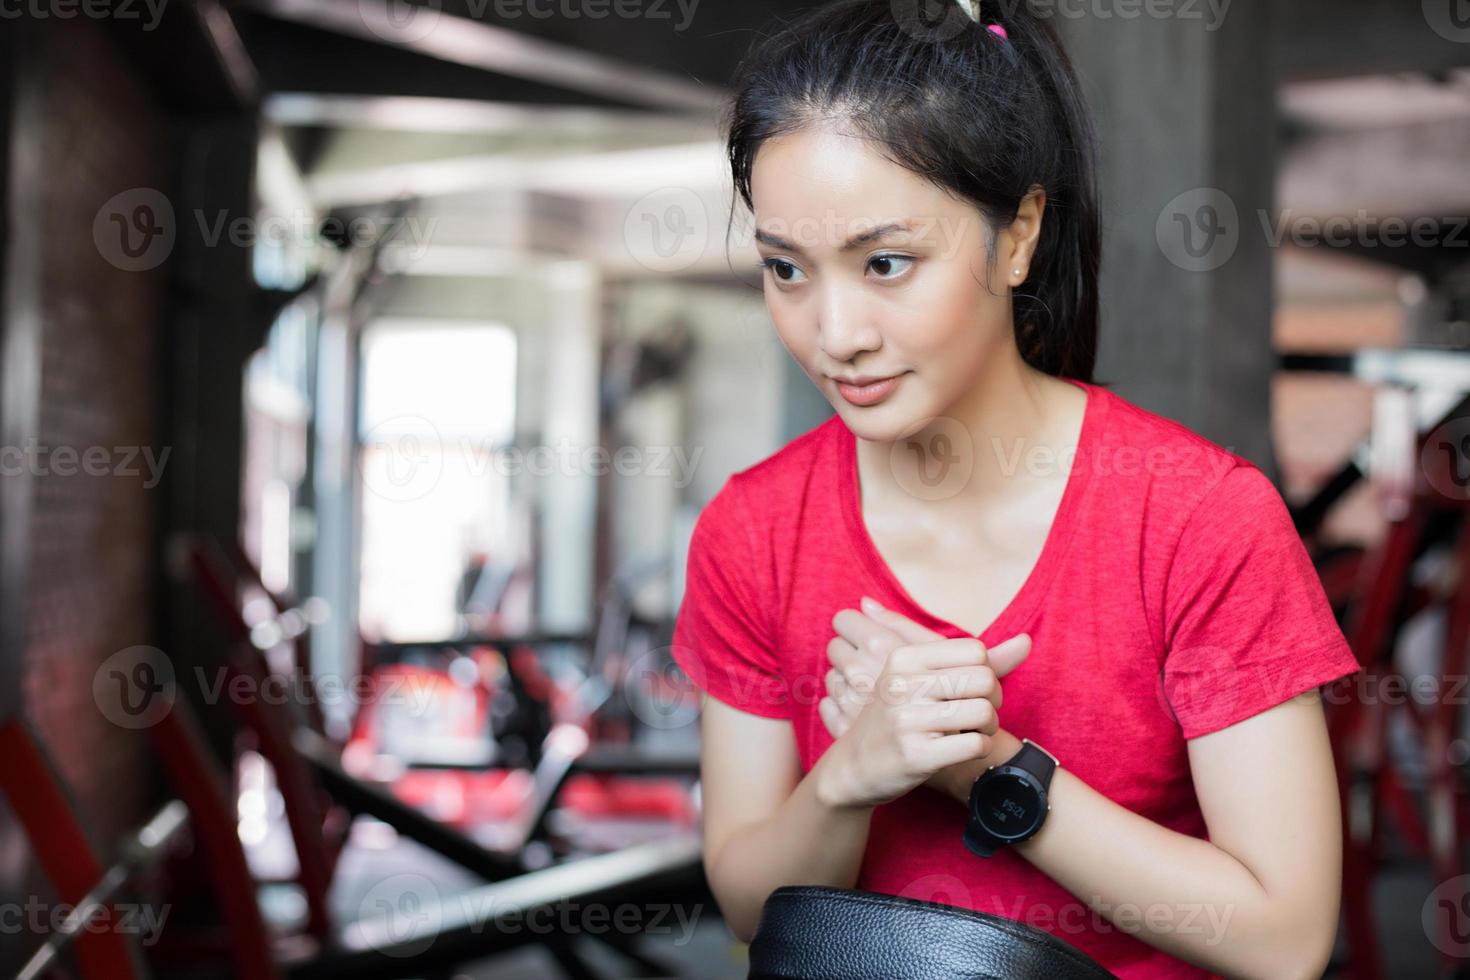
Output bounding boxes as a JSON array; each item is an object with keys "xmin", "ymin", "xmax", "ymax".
[{"xmin": 722, "ymin": 0, "xmax": 1101, "ymax": 382}]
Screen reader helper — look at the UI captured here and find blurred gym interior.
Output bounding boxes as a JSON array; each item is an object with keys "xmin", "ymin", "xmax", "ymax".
[{"xmin": 1, "ymin": 1, "xmax": 1470, "ymax": 978}]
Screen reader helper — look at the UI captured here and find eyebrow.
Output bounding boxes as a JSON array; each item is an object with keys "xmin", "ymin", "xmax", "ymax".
[{"xmin": 754, "ymin": 220, "xmax": 915, "ymax": 255}]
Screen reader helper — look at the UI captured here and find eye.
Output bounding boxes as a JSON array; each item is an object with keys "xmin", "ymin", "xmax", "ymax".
[
  {"xmin": 762, "ymin": 257, "xmax": 806, "ymax": 284},
  {"xmin": 868, "ymin": 254, "xmax": 914, "ymax": 279}
]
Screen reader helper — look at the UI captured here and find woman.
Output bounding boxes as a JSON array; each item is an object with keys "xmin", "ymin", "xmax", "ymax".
[{"xmin": 670, "ymin": 2, "xmax": 1361, "ymax": 977}]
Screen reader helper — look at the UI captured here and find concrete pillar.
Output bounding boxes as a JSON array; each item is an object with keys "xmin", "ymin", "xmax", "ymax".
[
  {"xmin": 1055, "ymin": 4, "xmax": 1280, "ymax": 479},
  {"xmin": 0, "ymin": 19, "xmax": 40, "ymax": 725},
  {"xmin": 536, "ymin": 261, "xmax": 601, "ymax": 634}
]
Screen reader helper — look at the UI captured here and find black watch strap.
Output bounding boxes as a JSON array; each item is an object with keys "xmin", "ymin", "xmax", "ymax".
[
  {"xmin": 963, "ymin": 739, "xmax": 1059, "ymax": 858},
  {"xmin": 1006, "ymin": 739, "xmax": 1058, "ymax": 788}
]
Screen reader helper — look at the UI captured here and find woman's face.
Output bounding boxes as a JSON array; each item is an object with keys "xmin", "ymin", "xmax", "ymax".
[{"xmin": 750, "ymin": 124, "xmax": 1038, "ymax": 443}]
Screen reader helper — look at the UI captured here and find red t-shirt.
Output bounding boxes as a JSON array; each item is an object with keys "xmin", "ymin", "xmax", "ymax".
[{"xmin": 671, "ymin": 376, "xmax": 1362, "ymax": 978}]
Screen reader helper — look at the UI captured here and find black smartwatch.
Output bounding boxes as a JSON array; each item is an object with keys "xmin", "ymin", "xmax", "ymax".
[{"xmin": 962, "ymin": 739, "xmax": 1059, "ymax": 858}]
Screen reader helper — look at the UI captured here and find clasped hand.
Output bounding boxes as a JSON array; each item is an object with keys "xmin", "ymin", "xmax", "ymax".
[{"xmin": 818, "ymin": 595, "xmax": 1031, "ymax": 809}]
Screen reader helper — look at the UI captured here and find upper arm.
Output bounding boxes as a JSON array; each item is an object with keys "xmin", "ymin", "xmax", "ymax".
[
  {"xmin": 699, "ymin": 694, "xmax": 803, "ymax": 875},
  {"xmin": 1160, "ymin": 464, "xmax": 1356, "ymax": 967},
  {"xmin": 1186, "ymin": 688, "xmax": 1342, "ymax": 939},
  {"xmin": 668, "ymin": 476, "xmax": 803, "ymax": 878}
]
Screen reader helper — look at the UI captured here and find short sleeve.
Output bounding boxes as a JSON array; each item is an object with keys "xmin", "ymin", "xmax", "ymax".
[
  {"xmin": 1161, "ymin": 463, "xmax": 1361, "ymax": 738},
  {"xmin": 670, "ymin": 476, "xmax": 791, "ymax": 720}
]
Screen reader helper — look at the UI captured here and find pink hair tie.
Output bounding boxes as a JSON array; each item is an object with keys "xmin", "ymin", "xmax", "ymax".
[{"xmin": 986, "ymin": 23, "xmax": 1008, "ymax": 39}]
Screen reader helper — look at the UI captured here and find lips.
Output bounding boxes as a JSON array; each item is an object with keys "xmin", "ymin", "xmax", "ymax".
[{"xmin": 834, "ymin": 372, "xmax": 907, "ymax": 407}]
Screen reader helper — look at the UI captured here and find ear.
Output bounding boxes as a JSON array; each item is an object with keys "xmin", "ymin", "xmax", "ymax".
[{"xmin": 1003, "ymin": 184, "xmax": 1046, "ymax": 279}]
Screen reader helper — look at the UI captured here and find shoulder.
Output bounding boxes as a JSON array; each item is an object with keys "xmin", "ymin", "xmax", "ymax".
[
  {"xmin": 1097, "ymin": 388, "xmax": 1304, "ymax": 585},
  {"xmin": 1086, "ymin": 381, "xmax": 1252, "ymax": 527}
]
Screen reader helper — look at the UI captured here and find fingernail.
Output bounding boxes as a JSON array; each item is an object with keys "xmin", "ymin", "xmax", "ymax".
[{"xmin": 860, "ymin": 595, "xmax": 881, "ymax": 612}]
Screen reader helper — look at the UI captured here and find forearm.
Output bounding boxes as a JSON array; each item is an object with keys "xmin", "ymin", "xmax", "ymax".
[
  {"xmin": 934, "ymin": 732, "xmax": 1325, "ymax": 980},
  {"xmin": 708, "ymin": 750, "xmax": 875, "ymax": 944}
]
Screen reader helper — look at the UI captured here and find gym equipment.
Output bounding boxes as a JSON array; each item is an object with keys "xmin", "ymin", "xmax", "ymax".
[
  {"xmin": 353, "ymin": 552, "xmax": 701, "ymax": 858},
  {"xmin": 0, "ymin": 717, "xmax": 190, "ymax": 980},
  {"xmin": 170, "ymin": 533, "xmax": 711, "ymax": 978},
  {"xmin": 0, "ymin": 699, "xmax": 708, "ymax": 980},
  {"xmin": 747, "ymin": 886, "xmax": 1117, "ymax": 979},
  {"xmin": 1285, "ymin": 348, "xmax": 1470, "ymax": 979}
]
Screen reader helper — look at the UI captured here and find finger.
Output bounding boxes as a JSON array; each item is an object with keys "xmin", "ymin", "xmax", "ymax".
[
  {"xmin": 897, "ymin": 637, "xmax": 990, "ymax": 672},
  {"xmin": 825, "ymin": 667, "xmax": 849, "ymax": 703},
  {"xmin": 927, "ymin": 730, "xmax": 991, "ymax": 771},
  {"xmin": 910, "ymin": 698, "xmax": 998, "ymax": 734},
  {"xmin": 860, "ymin": 596, "xmax": 946, "ymax": 645},
  {"xmin": 839, "ymin": 670, "xmax": 883, "ymax": 707},
  {"xmin": 910, "ymin": 664, "xmax": 999, "ymax": 707},
  {"xmin": 828, "ymin": 636, "xmax": 881, "ymax": 683},
  {"xmin": 832, "ymin": 607, "xmax": 904, "ymax": 659},
  {"xmin": 827, "ymin": 634, "xmax": 859, "ymax": 671},
  {"xmin": 818, "ymin": 696, "xmax": 848, "ymax": 739},
  {"xmin": 830, "ymin": 668, "xmax": 875, "ymax": 718},
  {"xmin": 986, "ymin": 633, "xmax": 1033, "ymax": 678}
]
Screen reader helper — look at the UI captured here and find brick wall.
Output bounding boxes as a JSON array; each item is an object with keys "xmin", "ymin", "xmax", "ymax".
[{"xmin": 11, "ymin": 13, "xmax": 166, "ymax": 875}]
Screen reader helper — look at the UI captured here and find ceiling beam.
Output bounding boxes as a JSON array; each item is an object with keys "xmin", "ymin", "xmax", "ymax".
[
  {"xmin": 234, "ymin": 0, "xmax": 726, "ymax": 111},
  {"xmin": 1274, "ymin": 0, "xmax": 1470, "ymax": 81},
  {"xmin": 263, "ymin": 92, "xmax": 700, "ymax": 133}
]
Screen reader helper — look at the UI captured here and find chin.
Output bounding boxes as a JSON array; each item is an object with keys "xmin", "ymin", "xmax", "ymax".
[{"xmin": 836, "ymin": 401, "xmax": 931, "ymax": 444}]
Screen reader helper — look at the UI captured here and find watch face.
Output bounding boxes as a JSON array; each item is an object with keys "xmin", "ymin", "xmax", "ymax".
[{"xmin": 973, "ymin": 772, "xmax": 1043, "ymax": 840}]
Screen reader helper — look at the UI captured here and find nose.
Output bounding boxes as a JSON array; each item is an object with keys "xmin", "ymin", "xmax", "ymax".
[{"xmin": 816, "ymin": 279, "xmax": 881, "ymax": 363}]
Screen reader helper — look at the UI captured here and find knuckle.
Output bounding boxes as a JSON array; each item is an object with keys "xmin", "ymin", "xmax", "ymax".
[
  {"xmin": 974, "ymin": 699, "xmax": 995, "ymax": 726},
  {"xmin": 880, "ymin": 672, "xmax": 910, "ymax": 702}
]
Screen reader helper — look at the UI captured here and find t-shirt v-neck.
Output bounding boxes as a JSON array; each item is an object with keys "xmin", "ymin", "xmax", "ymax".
[{"xmin": 837, "ymin": 376, "xmax": 1102, "ymax": 645}]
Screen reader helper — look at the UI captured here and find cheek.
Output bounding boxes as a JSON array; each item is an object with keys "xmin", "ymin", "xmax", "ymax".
[
  {"xmin": 888, "ymin": 283, "xmax": 986, "ymax": 356},
  {"xmin": 765, "ymin": 293, "xmax": 813, "ymax": 358},
  {"xmin": 910, "ymin": 264, "xmax": 1009, "ymax": 348}
]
